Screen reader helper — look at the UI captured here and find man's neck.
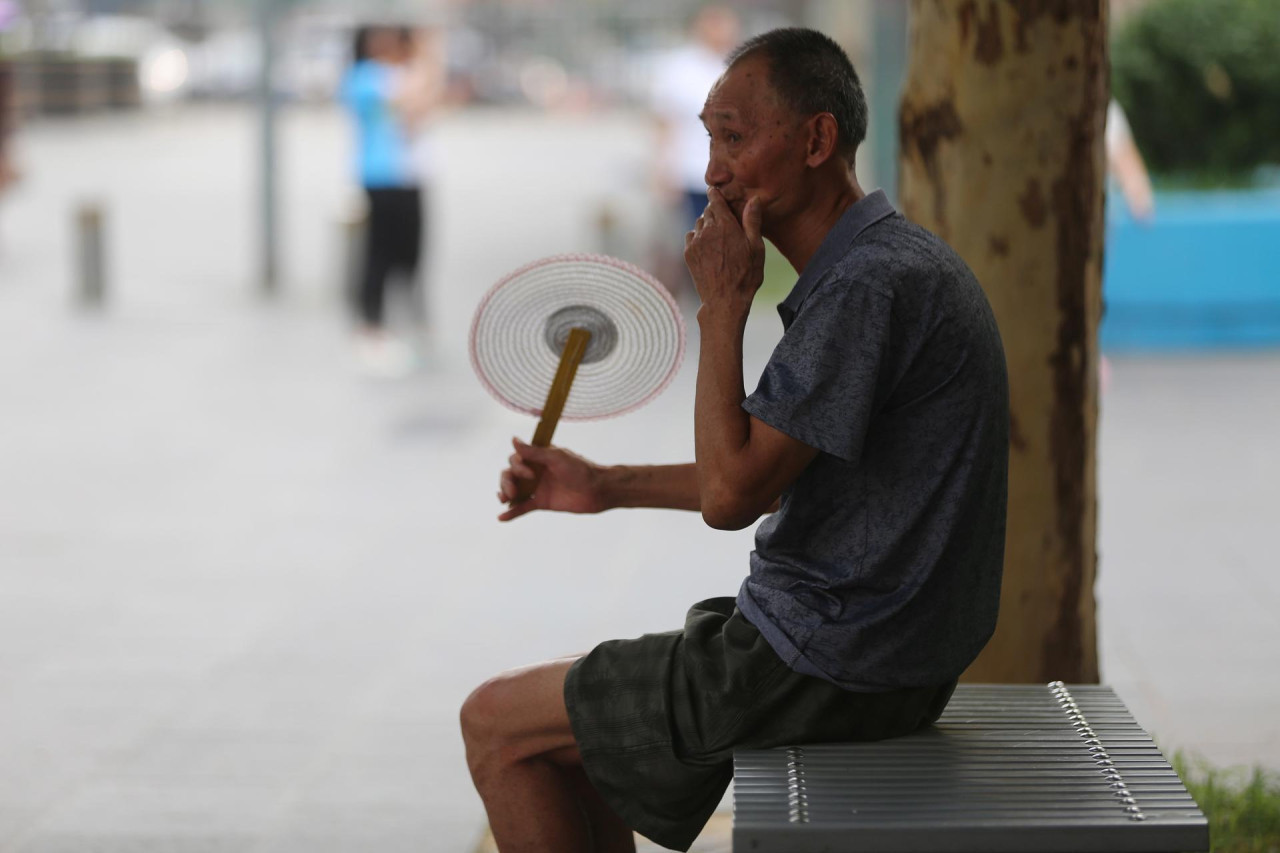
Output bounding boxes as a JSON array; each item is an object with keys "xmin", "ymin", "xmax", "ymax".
[{"xmin": 771, "ymin": 173, "xmax": 865, "ymax": 274}]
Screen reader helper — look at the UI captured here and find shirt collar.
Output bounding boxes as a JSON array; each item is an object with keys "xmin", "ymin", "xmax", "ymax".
[{"xmin": 777, "ymin": 189, "xmax": 896, "ymax": 325}]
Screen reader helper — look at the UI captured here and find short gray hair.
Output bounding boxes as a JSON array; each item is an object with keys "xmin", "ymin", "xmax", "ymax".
[{"xmin": 726, "ymin": 27, "xmax": 868, "ymax": 163}]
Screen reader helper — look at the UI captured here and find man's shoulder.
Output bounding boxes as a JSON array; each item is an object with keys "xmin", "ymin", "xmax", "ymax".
[
  {"xmin": 787, "ymin": 210, "xmax": 983, "ymax": 321},
  {"xmin": 857, "ymin": 213, "xmax": 963, "ymax": 263},
  {"xmin": 836, "ymin": 213, "xmax": 978, "ymax": 289},
  {"xmin": 802, "ymin": 215, "xmax": 924, "ymax": 297}
]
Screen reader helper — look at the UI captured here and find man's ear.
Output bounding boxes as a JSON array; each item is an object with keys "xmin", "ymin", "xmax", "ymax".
[{"xmin": 804, "ymin": 113, "xmax": 841, "ymax": 168}]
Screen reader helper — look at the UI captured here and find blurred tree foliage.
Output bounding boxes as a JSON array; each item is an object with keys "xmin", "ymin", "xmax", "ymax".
[{"xmin": 1111, "ymin": 0, "xmax": 1280, "ymax": 184}]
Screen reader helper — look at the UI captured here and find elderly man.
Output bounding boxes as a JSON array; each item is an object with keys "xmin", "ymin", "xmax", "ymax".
[{"xmin": 461, "ymin": 27, "xmax": 1009, "ymax": 853}]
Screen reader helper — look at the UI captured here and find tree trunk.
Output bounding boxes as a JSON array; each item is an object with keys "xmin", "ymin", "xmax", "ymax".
[{"xmin": 898, "ymin": 0, "xmax": 1108, "ymax": 683}]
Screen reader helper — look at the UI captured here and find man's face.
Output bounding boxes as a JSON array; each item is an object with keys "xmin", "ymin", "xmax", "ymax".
[{"xmin": 700, "ymin": 55, "xmax": 809, "ymax": 228}]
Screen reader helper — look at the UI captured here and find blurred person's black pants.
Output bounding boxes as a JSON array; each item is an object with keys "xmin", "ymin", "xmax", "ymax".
[{"xmin": 360, "ymin": 187, "xmax": 423, "ymax": 328}]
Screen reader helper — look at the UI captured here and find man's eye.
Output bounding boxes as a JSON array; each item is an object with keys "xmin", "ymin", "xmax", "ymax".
[{"xmin": 727, "ymin": 133, "xmax": 742, "ymax": 143}]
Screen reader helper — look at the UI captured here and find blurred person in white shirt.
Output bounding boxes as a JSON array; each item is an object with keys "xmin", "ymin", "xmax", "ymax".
[
  {"xmin": 649, "ymin": 6, "xmax": 741, "ymax": 298},
  {"xmin": 1106, "ymin": 99, "xmax": 1155, "ymax": 223}
]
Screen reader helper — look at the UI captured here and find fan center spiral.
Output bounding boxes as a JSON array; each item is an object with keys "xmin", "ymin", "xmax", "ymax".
[{"xmin": 543, "ymin": 305, "xmax": 618, "ymax": 365}]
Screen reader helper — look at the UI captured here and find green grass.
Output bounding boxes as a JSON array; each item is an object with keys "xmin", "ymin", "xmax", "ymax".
[
  {"xmin": 1173, "ymin": 753, "xmax": 1280, "ymax": 853},
  {"xmin": 756, "ymin": 239, "xmax": 798, "ymax": 308}
]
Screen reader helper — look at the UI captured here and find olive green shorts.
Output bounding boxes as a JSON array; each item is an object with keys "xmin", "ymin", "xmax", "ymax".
[{"xmin": 563, "ymin": 597, "xmax": 956, "ymax": 852}]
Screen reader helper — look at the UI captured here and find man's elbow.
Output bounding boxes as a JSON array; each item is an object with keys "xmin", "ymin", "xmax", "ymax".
[
  {"xmin": 701, "ymin": 507, "xmax": 756, "ymax": 531},
  {"xmin": 700, "ymin": 486, "xmax": 764, "ymax": 531}
]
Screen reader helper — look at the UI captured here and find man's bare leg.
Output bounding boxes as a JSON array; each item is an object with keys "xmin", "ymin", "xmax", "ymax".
[
  {"xmin": 460, "ymin": 657, "xmax": 635, "ymax": 853},
  {"xmin": 555, "ymin": 751, "xmax": 636, "ymax": 853}
]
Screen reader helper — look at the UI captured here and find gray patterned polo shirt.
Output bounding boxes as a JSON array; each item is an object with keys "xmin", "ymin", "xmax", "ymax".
[{"xmin": 738, "ymin": 189, "xmax": 1009, "ymax": 691}]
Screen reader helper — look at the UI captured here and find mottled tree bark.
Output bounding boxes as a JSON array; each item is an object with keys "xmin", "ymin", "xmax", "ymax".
[{"xmin": 899, "ymin": 0, "xmax": 1108, "ymax": 683}]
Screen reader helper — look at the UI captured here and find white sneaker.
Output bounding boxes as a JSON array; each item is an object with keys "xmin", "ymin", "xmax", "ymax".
[{"xmin": 354, "ymin": 332, "xmax": 416, "ymax": 378}]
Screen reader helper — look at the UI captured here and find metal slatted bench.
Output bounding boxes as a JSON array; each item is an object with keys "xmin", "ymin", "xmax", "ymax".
[{"xmin": 732, "ymin": 682, "xmax": 1209, "ymax": 853}]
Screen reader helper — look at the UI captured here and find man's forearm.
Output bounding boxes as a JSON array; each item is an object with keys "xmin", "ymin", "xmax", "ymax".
[
  {"xmin": 600, "ymin": 463, "xmax": 702, "ymax": 511},
  {"xmin": 682, "ymin": 188, "xmax": 785, "ymax": 526},
  {"xmin": 694, "ymin": 307, "xmax": 753, "ymax": 508}
]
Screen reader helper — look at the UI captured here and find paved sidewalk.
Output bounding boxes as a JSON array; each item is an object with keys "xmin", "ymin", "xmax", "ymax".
[
  {"xmin": 0, "ymin": 105, "xmax": 1275, "ymax": 852},
  {"xmin": 474, "ymin": 814, "xmax": 733, "ymax": 853},
  {"xmin": 1097, "ymin": 353, "xmax": 1280, "ymax": 769}
]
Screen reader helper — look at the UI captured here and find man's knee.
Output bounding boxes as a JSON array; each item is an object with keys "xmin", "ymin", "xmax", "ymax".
[
  {"xmin": 460, "ymin": 676, "xmax": 505, "ymax": 754},
  {"xmin": 460, "ymin": 672, "xmax": 532, "ymax": 776},
  {"xmin": 460, "ymin": 659, "xmax": 579, "ymax": 776}
]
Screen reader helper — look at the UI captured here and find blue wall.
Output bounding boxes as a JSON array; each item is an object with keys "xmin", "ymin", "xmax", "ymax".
[{"xmin": 1102, "ymin": 188, "xmax": 1280, "ymax": 351}]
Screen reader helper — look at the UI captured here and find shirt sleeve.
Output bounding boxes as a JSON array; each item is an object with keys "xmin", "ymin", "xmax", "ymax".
[
  {"xmin": 743, "ymin": 277, "xmax": 893, "ymax": 463},
  {"xmin": 1105, "ymin": 99, "xmax": 1130, "ymax": 153}
]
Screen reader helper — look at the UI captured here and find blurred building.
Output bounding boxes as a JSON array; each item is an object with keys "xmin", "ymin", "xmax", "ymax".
[{"xmin": 5, "ymin": 0, "xmax": 888, "ymax": 108}]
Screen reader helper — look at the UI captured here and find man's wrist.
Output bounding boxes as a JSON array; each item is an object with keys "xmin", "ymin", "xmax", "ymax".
[
  {"xmin": 696, "ymin": 301, "xmax": 752, "ymax": 331},
  {"xmin": 600, "ymin": 464, "xmax": 662, "ymax": 510},
  {"xmin": 595, "ymin": 464, "xmax": 627, "ymax": 511}
]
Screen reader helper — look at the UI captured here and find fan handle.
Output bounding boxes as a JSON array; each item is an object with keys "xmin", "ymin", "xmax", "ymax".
[{"xmin": 513, "ymin": 327, "xmax": 592, "ymax": 504}]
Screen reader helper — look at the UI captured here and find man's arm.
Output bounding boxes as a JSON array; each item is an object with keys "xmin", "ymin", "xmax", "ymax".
[
  {"xmin": 601, "ymin": 462, "xmax": 701, "ymax": 511},
  {"xmin": 695, "ymin": 313, "xmax": 816, "ymax": 529},
  {"xmin": 498, "ymin": 188, "xmax": 817, "ymax": 528},
  {"xmin": 497, "ymin": 443, "xmax": 780, "ymax": 522},
  {"xmin": 497, "ymin": 441, "xmax": 702, "ymax": 521},
  {"xmin": 686, "ymin": 189, "xmax": 819, "ymax": 530}
]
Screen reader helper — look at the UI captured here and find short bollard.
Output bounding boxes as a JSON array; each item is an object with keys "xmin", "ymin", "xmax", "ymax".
[
  {"xmin": 75, "ymin": 201, "xmax": 106, "ymax": 307},
  {"xmin": 338, "ymin": 202, "xmax": 367, "ymax": 313},
  {"xmin": 595, "ymin": 200, "xmax": 621, "ymax": 259}
]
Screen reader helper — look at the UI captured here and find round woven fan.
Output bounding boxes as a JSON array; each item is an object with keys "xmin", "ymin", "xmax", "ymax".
[{"xmin": 470, "ymin": 253, "xmax": 685, "ymax": 501}]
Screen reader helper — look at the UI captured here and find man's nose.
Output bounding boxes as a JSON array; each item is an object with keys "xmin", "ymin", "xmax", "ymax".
[{"xmin": 704, "ymin": 149, "xmax": 730, "ymax": 189}]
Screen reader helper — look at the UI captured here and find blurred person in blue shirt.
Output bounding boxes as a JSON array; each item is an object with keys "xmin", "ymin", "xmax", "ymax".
[{"xmin": 342, "ymin": 25, "xmax": 443, "ymax": 375}]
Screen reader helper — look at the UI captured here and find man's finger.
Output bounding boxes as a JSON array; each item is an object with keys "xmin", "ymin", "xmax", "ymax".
[
  {"xmin": 706, "ymin": 186, "xmax": 734, "ymax": 221},
  {"xmin": 513, "ymin": 437, "xmax": 553, "ymax": 463},
  {"xmin": 743, "ymin": 195, "xmax": 764, "ymax": 246},
  {"xmin": 498, "ymin": 499, "xmax": 537, "ymax": 522},
  {"xmin": 499, "ymin": 485, "xmax": 545, "ymax": 520},
  {"xmin": 507, "ymin": 453, "xmax": 536, "ymax": 480},
  {"xmin": 510, "ymin": 461, "xmax": 535, "ymax": 480},
  {"xmin": 500, "ymin": 471, "xmax": 519, "ymax": 501}
]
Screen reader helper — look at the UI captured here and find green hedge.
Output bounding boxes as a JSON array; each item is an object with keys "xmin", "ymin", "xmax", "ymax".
[{"xmin": 1112, "ymin": 0, "xmax": 1280, "ymax": 184}]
